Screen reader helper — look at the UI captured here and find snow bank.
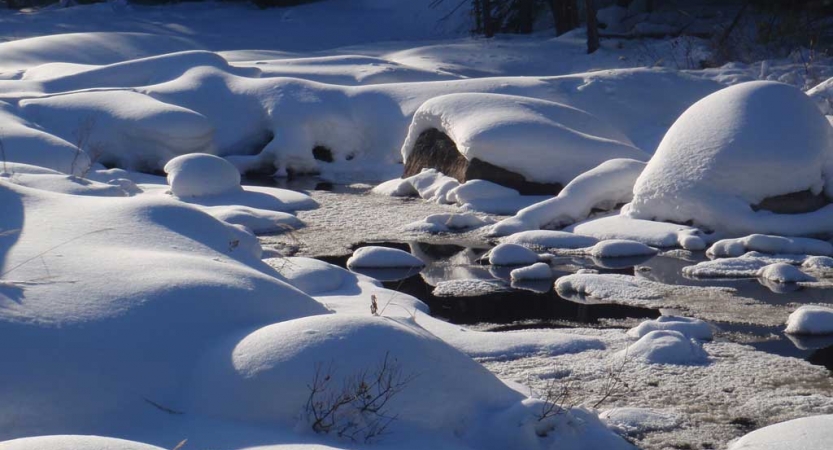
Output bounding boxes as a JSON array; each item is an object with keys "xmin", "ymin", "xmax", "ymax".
[
  {"xmin": 621, "ymin": 330, "xmax": 708, "ymax": 365},
  {"xmin": 708, "ymin": 234, "xmax": 833, "ymax": 258},
  {"xmin": 785, "ymin": 306, "xmax": 833, "ymax": 335},
  {"xmin": 500, "ymin": 230, "xmax": 598, "ymax": 250},
  {"xmin": 189, "ymin": 314, "xmax": 522, "ymax": 433},
  {"xmin": 491, "ymin": 159, "xmax": 646, "ymax": 235},
  {"xmin": 0, "ymin": 435, "xmax": 165, "ymax": 450},
  {"xmin": 756, "ymin": 263, "xmax": 816, "ymax": 283},
  {"xmin": 625, "ymin": 81, "xmax": 833, "ymax": 236},
  {"xmin": 488, "ymin": 243, "xmax": 540, "ymax": 266},
  {"xmin": 728, "ymin": 414, "xmax": 833, "ymax": 450},
  {"xmin": 588, "ymin": 239, "xmax": 658, "ymax": 258},
  {"xmin": 204, "ymin": 205, "xmax": 304, "ymax": 234},
  {"xmin": 510, "ymin": 262, "xmax": 552, "ymax": 281},
  {"xmin": 346, "ymin": 246, "xmax": 425, "ymax": 269},
  {"xmin": 627, "ymin": 316, "xmax": 713, "ymax": 340},
  {"xmin": 164, "ymin": 153, "xmax": 241, "ymax": 198},
  {"xmin": 401, "ymin": 93, "xmax": 647, "ymax": 186}
]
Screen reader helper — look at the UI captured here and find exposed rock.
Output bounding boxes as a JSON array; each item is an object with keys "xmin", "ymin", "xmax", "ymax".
[
  {"xmin": 403, "ymin": 128, "xmax": 562, "ymax": 195},
  {"xmin": 752, "ymin": 189, "xmax": 830, "ymax": 214},
  {"xmin": 312, "ymin": 145, "xmax": 334, "ymax": 163}
]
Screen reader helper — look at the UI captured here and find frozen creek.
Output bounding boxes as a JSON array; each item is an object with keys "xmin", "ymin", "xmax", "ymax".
[{"xmin": 261, "ymin": 182, "xmax": 833, "ymax": 450}]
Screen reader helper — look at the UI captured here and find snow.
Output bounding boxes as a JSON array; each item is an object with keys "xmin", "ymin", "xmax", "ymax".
[
  {"xmin": 402, "ymin": 212, "xmax": 494, "ymax": 233},
  {"xmin": 599, "ymin": 408, "xmax": 682, "ymax": 436},
  {"xmin": 555, "ymin": 273, "xmax": 733, "ymax": 308},
  {"xmin": 728, "ymin": 414, "xmax": 833, "ymax": 450},
  {"xmin": 0, "ymin": 435, "xmax": 166, "ymax": 450},
  {"xmin": 628, "ymin": 316, "xmax": 713, "ymax": 341},
  {"xmin": 448, "ymin": 180, "xmax": 519, "ymax": 205},
  {"xmin": 756, "ymin": 263, "xmax": 816, "ymax": 284},
  {"xmin": 708, "ymin": 235, "xmax": 833, "ymax": 258},
  {"xmin": 346, "ymin": 246, "xmax": 425, "ymax": 269},
  {"xmin": 621, "ymin": 330, "xmax": 709, "ymax": 365},
  {"xmin": 567, "ymin": 215, "xmax": 706, "ymax": 250},
  {"xmin": 488, "ymin": 243, "xmax": 541, "ymax": 266},
  {"xmin": 433, "ymin": 279, "xmax": 509, "ymax": 297},
  {"xmin": 588, "ymin": 239, "xmax": 658, "ymax": 259},
  {"xmin": 490, "ymin": 159, "xmax": 646, "ymax": 235},
  {"xmin": 802, "ymin": 256, "xmax": 833, "ymax": 270},
  {"xmin": 165, "ymin": 153, "xmax": 241, "ymax": 198},
  {"xmin": 401, "ymin": 93, "xmax": 647, "ymax": 186},
  {"xmin": 205, "ymin": 205, "xmax": 304, "ymax": 234},
  {"xmin": 500, "ymin": 230, "xmax": 599, "ymax": 251},
  {"xmin": 785, "ymin": 306, "xmax": 833, "ymax": 335},
  {"xmin": 510, "ymin": 263, "xmax": 553, "ymax": 281},
  {"xmin": 624, "ymin": 81, "xmax": 833, "ymax": 236},
  {"xmin": 682, "ymin": 253, "xmax": 804, "ymax": 279}
]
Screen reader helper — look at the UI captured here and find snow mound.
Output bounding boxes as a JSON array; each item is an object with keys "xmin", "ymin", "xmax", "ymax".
[
  {"xmin": 708, "ymin": 234, "xmax": 833, "ymax": 258},
  {"xmin": 433, "ymin": 279, "xmax": 509, "ymax": 297},
  {"xmin": 589, "ymin": 239, "xmax": 658, "ymax": 259},
  {"xmin": 403, "ymin": 212, "xmax": 494, "ymax": 233},
  {"xmin": 347, "ymin": 246, "xmax": 425, "ymax": 269},
  {"xmin": 566, "ymin": 215, "xmax": 706, "ymax": 250},
  {"xmin": 728, "ymin": 414, "xmax": 833, "ymax": 450},
  {"xmin": 803, "ymin": 256, "xmax": 833, "ymax": 270},
  {"xmin": 682, "ymin": 253, "xmax": 802, "ymax": 279},
  {"xmin": 756, "ymin": 263, "xmax": 816, "ymax": 283},
  {"xmin": 270, "ymin": 257, "xmax": 347, "ymax": 296},
  {"xmin": 510, "ymin": 263, "xmax": 552, "ymax": 281},
  {"xmin": 3, "ymin": 173, "xmax": 131, "ymax": 197},
  {"xmin": 555, "ymin": 273, "xmax": 731, "ymax": 307},
  {"xmin": 205, "ymin": 205, "xmax": 303, "ymax": 234},
  {"xmin": 785, "ymin": 305, "xmax": 833, "ymax": 335},
  {"xmin": 622, "ymin": 330, "xmax": 709, "ymax": 365},
  {"xmin": 500, "ymin": 230, "xmax": 599, "ymax": 251},
  {"xmin": 165, "ymin": 153, "xmax": 241, "ymax": 198},
  {"xmin": 628, "ymin": 316, "xmax": 713, "ymax": 340},
  {"xmin": 401, "ymin": 93, "xmax": 648, "ymax": 186},
  {"xmin": 448, "ymin": 179, "xmax": 519, "ymax": 204},
  {"xmin": 491, "ymin": 159, "xmax": 646, "ymax": 235},
  {"xmin": 189, "ymin": 314, "xmax": 522, "ymax": 433},
  {"xmin": 488, "ymin": 243, "xmax": 540, "ymax": 266},
  {"xmin": 625, "ymin": 81, "xmax": 833, "ymax": 236},
  {"xmin": 0, "ymin": 435, "xmax": 165, "ymax": 450},
  {"xmin": 599, "ymin": 407, "xmax": 682, "ymax": 436}
]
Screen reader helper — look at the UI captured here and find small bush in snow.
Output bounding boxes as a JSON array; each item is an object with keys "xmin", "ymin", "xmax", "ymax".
[{"xmin": 304, "ymin": 352, "xmax": 414, "ymax": 443}]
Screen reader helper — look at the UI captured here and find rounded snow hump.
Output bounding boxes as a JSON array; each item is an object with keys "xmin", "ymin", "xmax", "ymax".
[{"xmin": 625, "ymin": 81, "xmax": 833, "ymax": 236}]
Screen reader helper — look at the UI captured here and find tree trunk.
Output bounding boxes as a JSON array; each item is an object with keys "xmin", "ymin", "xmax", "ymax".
[
  {"xmin": 517, "ymin": 0, "xmax": 535, "ymax": 34},
  {"xmin": 585, "ymin": 0, "xmax": 600, "ymax": 53},
  {"xmin": 550, "ymin": 0, "xmax": 580, "ymax": 36},
  {"xmin": 473, "ymin": 0, "xmax": 483, "ymax": 34},
  {"xmin": 482, "ymin": 0, "xmax": 495, "ymax": 38}
]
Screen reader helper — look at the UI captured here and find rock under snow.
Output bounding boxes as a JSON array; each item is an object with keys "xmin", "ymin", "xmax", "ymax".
[
  {"xmin": 510, "ymin": 262, "xmax": 553, "ymax": 281},
  {"xmin": 708, "ymin": 234, "xmax": 833, "ymax": 258},
  {"xmin": 500, "ymin": 230, "xmax": 599, "ymax": 251},
  {"xmin": 589, "ymin": 239, "xmax": 658, "ymax": 259},
  {"xmin": 346, "ymin": 245, "xmax": 425, "ymax": 269},
  {"xmin": 628, "ymin": 316, "xmax": 713, "ymax": 341},
  {"xmin": 625, "ymin": 81, "xmax": 833, "ymax": 236},
  {"xmin": 622, "ymin": 330, "xmax": 709, "ymax": 365},
  {"xmin": 488, "ymin": 243, "xmax": 540, "ymax": 266},
  {"xmin": 785, "ymin": 305, "xmax": 833, "ymax": 335},
  {"xmin": 401, "ymin": 93, "xmax": 647, "ymax": 193},
  {"xmin": 164, "ymin": 153, "xmax": 242, "ymax": 198},
  {"xmin": 756, "ymin": 263, "xmax": 815, "ymax": 283}
]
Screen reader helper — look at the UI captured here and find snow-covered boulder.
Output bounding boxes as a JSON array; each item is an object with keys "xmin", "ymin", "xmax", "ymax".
[
  {"xmin": 589, "ymin": 239, "xmax": 658, "ymax": 258},
  {"xmin": 727, "ymin": 414, "xmax": 833, "ymax": 450},
  {"xmin": 803, "ymin": 256, "xmax": 833, "ymax": 270},
  {"xmin": 628, "ymin": 316, "xmax": 713, "ymax": 340},
  {"xmin": 756, "ymin": 263, "xmax": 815, "ymax": 283},
  {"xmin": 624, "ymin": 81, "xmax": 833, "ymax": 236},
  {"xmin": 347, "ymin": 245, "xmax": 425, "ymax": 269},
  {"xmin": 488, "ymin": 243, "xmax": 540, "ymax": 266},
  {"xmin": 568, "ymin": 215, "xmax": 707, "ymax": 251},
  {"xmin": 501, "ymin": 229, "xmax": 599, "ymax": 251},
  {"xmin": 785, "ymin": 305, "xmax": 833, "ymax": 335},
  {"xmin": 401, "ymin": 93, "xmax": 647, "ymax": 194},
  {"xmin": 164, "ymin": 153, "xmax": 242, "ymax": 198},
  {"xmin": 403, "ymin": 212, "xmax": 494, "ymax": 233},
  {"xmin": 622, "ymin": 330, "xmax": 708, "ymax": 365},
  {"xmin": 510, "ymin": 262, "xmax": 552, "ymax": 281},
  {"xmin": 0, "ymin": 435, "xmax": 166, "ymax": 450}
]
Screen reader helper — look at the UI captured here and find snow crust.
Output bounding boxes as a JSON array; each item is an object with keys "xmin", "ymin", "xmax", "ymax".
[
  {"xmin": 785, "ymin": 306, "xmax": 833, "ymax": 335},
  {"xmin": 625, "ymin": 81, "xmax": 833, "ymax": 236},
  {"xmin": 628, "ymin": 316, "xmax": 713, "ymax": 341},
  {"xmin": 346, "ymin": 246, "xmax": 425, "ymax": 269}
]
